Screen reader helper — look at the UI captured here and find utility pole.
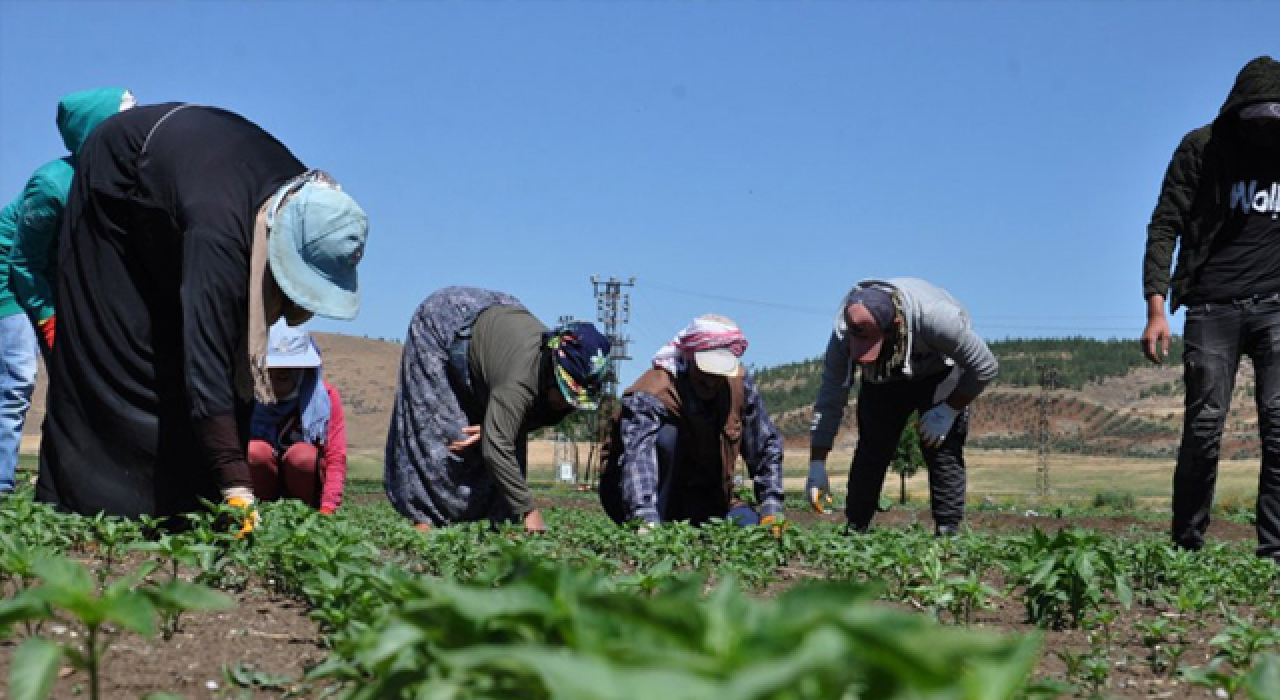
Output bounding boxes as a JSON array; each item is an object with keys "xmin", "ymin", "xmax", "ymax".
[
  {"xmin": 1037, "ymin": 364, "xmax": 1057, "ymax": 498},
  {"xmin": 580, "ymin": 276, "xmax": 634, "ymax": 488}
]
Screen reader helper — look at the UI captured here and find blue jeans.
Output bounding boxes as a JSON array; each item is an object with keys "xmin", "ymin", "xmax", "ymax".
[
  {"xmin": 0, "ymin": 314, "xmax": 39, "ymax": 492},
  {"xmin": 1175, "ymin": 294, "xmax": 1280, "ymax": 560}
]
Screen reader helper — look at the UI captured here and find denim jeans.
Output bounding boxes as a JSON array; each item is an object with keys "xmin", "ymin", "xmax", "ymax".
[
  {"xmin": 1174, "ymin": 294, "xmax": 1280, "ymax": 560},
  {"xmin": 0, "ymin": 313, "xmax": 39, "ymax": 492},
  {"xmin": 846, "ymin": 368, "xmax": 969, "ymax": 533}
]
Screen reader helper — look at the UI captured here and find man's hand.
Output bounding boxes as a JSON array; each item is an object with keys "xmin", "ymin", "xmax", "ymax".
[
  {"xmin": 448, "ymin": 425, "xmax": 481, "ymax": 453},
  {"xmin": 918, "ymin": 403, "xmax": 959, "ymax": 449},
  {"xmin": 805, "ymin": 460, "xmax": 833, "ymax": 513},
  {"xmin": 523, "ymin": 508, "xmax": 547, "ymax": 533},
  {"xmin": 1141, "ymin": 314, "xmax": 1171, "ymax": 365},
  {"xmin": 222, "ymin": 487, "xmax": 261, "ymax": 539}
]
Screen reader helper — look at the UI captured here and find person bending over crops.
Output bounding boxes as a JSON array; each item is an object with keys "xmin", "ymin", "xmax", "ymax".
[
  {"xmin": 598, "ymin": 315, "xmax": 785, "ymax": 531},
  {"xmin": 0, "ymin": 87, "xmax": 135, "ymax": 497},
  {"xmin": 385, "ymin": 286, "xmax": 610, "ymax": 533},
  {"xmin": 1140, "ymin": 56, "xmax": 1280, "ymax": 562},
  {"xmin": 248, "ymin": 322, "xmax": 347, "ymax": 515},
  {"xmin": 807, "ymin": 278, "xmax": 997, "ymax": 536},
  {"xmin": 37, "ymin": 102, "xmax": 368, "ymax": 536}
]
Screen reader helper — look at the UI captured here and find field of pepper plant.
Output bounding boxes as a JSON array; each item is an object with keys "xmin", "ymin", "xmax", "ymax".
[{"xmin": 2, "ymin": 477, "xmax": 1279, "ymax": 700}]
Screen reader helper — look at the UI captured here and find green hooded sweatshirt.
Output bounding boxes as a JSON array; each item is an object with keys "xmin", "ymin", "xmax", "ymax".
[{"xmin": 0, "ymin": 86, "xmax": 133, "ymax": 321}]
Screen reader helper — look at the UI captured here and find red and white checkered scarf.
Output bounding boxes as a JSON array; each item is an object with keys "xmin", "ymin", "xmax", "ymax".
[{"xmin": 652, "ymin": 316, "xmax": 748, "ymax": 374}]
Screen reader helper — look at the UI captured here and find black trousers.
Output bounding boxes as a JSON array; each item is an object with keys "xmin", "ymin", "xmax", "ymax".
[
  {"xmin": 845, "ymin": 369, "xmax": 969, "ymax": 531},
  {"xmin": 600, "ymin": 424, "xmax": 755, "ymax": 526},
  {"xmin": 1174, "ymin": 295, "xmax": 1280, "ymax": 560}
]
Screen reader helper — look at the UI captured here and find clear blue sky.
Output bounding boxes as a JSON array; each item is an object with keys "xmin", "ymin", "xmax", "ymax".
[{"xmin": 1, "ymin": 2, "xmax": 1273, "ymax": 386}]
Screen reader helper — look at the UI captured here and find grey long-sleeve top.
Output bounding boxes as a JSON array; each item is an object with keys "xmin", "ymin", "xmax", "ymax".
[{"xmin": 810, "ymin": 277, "xmax": 998, "ymax": 450}]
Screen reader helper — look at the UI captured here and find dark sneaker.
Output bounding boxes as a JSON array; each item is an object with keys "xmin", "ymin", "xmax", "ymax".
[{"xmin": 935, "ymin": 524, "xmax": 960, "ymax": 537}]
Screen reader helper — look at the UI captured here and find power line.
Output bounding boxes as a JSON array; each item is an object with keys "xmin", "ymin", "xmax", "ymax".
[
  {"xmin": 645, "ymin": 281, "xmax": 831, "ymax": 316},
  {"xmin": 646, "ymin": 280, "xmax": 1158, "ymax": 331}
]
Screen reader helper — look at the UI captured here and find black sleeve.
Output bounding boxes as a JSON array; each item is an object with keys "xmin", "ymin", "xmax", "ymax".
[
  {"xmin": 1143, "ymin": 129, "xmax": 1204, "ymax": 300},
  {"xmin": 180, "ymin": 222, "xmax": 250, "ymax": 420}
]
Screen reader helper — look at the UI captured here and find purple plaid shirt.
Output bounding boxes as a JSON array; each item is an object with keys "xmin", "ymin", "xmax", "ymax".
[{"xmin": 617, "ymin": 373, "xmax": 785, "ymax": 523}]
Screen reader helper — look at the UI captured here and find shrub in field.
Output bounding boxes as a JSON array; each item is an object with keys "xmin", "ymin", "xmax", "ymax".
[
  {"xmin": 1090, "ymin": 490, "xmax": 1135, "ymax": 510},
  {"xmin": 1183, "ymin": 651, "xmax": 1280, "ymax": 700},
  {"xmin": 1007, "ymin": 528, "xmax": 1132, "ymax": 629},
  {"xmin": 314, "ymin": 550, "xmax": 1040, "ymax": 700}
]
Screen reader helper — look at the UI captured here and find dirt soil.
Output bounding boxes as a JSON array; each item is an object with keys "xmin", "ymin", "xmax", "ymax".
[
  {"xmin": 0, "ymin": 578, "xmax": 327, "ymax": 700},
  {"xmin": 3, "ymin": 500, "xmax": 1265, "ymax": 700}
]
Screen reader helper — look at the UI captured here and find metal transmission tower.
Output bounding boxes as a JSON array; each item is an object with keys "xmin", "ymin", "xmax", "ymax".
[
  {"xmin": 580, "ymin": 276, "xmax": 635, "ymax": 487},
  {"xmin": 1037, "ymin": 364, "xmax": 1058, "ymax": 498},
  {"xmin": 591, "ymin": 276, "xmax": 635, "ymax": 400}
]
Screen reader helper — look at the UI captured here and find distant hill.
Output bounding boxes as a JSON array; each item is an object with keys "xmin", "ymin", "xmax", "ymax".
[
  {"xmin": 753, "ymin": 337, "xmax": 1262, "ymax": 460},
  {"xmin": 22, "ymin": 334, "xmax": 1264, "ymax": 461}
]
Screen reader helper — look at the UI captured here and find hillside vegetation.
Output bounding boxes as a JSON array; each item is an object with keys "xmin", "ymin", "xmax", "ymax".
[{"xmin": 751, "ymin": 336, "xmax": 1269, "ymax": 459}]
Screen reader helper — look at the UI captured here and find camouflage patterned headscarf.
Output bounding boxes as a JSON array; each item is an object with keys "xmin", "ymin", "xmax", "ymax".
[{"xmin": 545, "ymin": 322, "xmax": 612, "ymax": 410}]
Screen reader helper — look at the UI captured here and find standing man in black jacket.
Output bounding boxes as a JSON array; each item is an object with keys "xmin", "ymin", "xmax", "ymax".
[{"xmin": 1141, "ymin": 55, "xmax": 1280, "ymax": 562}]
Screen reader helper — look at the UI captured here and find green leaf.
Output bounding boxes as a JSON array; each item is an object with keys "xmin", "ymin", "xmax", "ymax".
[
  {"xmin": 1246, "ymin": 652, "xmax": 1280, "ymax": 700},
  {"xmin": 30, "ymin": 555, "xmax": 93, "ymax": 595},
  {"xmin": 440, "ymin": 645, "xmax": 720, "ymax": 700},
  {"xmin": 0, "ymin": 593, "xmax": 52, "ymax": 633},
  {"xmin": 145, "ymin": 580, "xmax": 234, "ymax": 612},
  {"xmin": 9, "ymin": 637, "xmax": 63, "ymax": 700},
  {"xmin": 101, "ymin": 589, "xmax": 157, "ymax": 638}
]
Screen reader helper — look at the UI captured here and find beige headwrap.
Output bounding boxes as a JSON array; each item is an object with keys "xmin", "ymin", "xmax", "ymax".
[
  {"xmin": 243, "ymin": 199, "xmax": 275, "ymax": 405},
  {"xmin": 244, "ymin": 170, "xmax": 342, "ymax": 405}
]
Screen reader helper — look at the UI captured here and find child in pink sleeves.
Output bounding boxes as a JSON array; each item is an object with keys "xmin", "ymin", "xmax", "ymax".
[{"xmin": 248, "ymin": 322, "xmax": 348, "ymax": 514}]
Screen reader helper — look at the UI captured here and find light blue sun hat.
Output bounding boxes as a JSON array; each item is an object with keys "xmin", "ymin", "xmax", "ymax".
[{"xmin": 268, "ymin": 177, "xmax": 368, "ymax": 321}]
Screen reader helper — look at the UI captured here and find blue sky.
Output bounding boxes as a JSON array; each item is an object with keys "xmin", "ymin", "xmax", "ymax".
[{"xmin": 0, "ymin": 2, "xmax": 1273, "ymax": 386}]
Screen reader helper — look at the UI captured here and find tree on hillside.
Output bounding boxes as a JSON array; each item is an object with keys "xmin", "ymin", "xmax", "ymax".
[{"xmin": 893, "ymin": 412, "xmax": 924, "ymax": 504}]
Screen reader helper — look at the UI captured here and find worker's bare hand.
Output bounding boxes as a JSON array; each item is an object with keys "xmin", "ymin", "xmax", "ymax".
[
  {"xmin": 448, "ymin": 425, "xmax": 481, "ymax": 453},
  {"xmin": 1141, "ymin": 315, "xmax": 1171, "ymax": 365},
  {"xmin": 523, "ymin": 508, "xmax": 547, "ymax": 533}
]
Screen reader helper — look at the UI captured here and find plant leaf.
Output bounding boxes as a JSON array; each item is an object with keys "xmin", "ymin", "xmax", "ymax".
[{"xmin": 9, "ymin": 637, "xmax": 63, "ymax": 700}]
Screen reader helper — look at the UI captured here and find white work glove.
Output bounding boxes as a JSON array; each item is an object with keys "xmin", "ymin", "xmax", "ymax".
[
  {"xmin": 805, "ymin": 460, "xmax": 833, "ymax": 514},
  {"xmin": 918, "ymin": 403, "xmax": 959, "ymax": 449}
]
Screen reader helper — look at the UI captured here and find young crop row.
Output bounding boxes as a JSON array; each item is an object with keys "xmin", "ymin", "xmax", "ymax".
[{"xmin": 3, "ymin": 490, "xmax": 1280, "ymax": 700}]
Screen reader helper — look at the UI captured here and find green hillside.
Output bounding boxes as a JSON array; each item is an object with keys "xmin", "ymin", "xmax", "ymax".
[{"xmin": 752, "ymin": 336, "xmax": 1185, "ymax": 415}]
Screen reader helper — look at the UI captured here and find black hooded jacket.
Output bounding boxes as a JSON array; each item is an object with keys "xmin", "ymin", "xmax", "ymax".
[{"xmin": 1142, "ymin": 55, "xmax": 1280, "ymax": 310}]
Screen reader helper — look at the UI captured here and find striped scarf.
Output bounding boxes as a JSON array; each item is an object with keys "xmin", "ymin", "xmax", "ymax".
[{"xmin": 652, "ymin": 316, "xmax": 748, "ymax": 374}]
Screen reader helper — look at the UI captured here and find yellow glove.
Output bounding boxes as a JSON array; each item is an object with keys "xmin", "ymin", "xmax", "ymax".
[
  {"xmin": 222, "ymin": 487, "xmax": 261, "ymax": 538},
  {"xmin": 806, "ymin": 460, "xmax": 833, "ymax": 514},
  {"xmin": 760, "ymin": 515, "xmax": 786, "ymax": 539}
]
